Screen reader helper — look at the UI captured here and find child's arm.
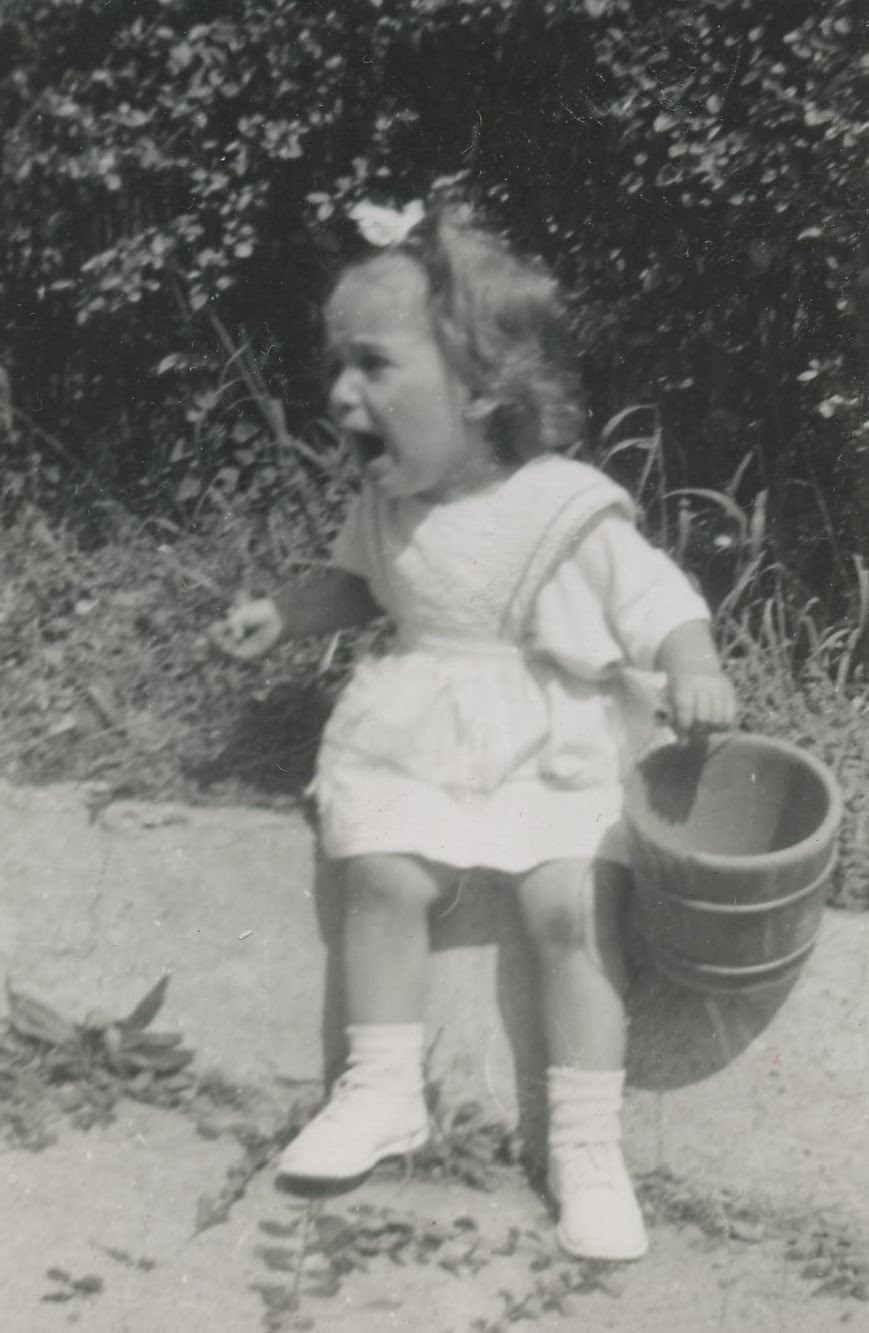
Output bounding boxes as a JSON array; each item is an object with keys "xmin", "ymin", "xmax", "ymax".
[
  {"xmin": 213, "ymin": 569, "xmax": 379, "ymax": 661},
  {"xmin": 537, "ymin": 512, "xmax": 737, "ymax": 737},
  {"xmin": 654, "ymin": 618, "xmax": 737, "ymax": 737}
]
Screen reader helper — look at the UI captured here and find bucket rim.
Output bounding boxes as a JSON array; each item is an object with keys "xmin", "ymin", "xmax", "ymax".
[{"xmin": 624, "ymin": 730, "xmax": 844, "ymax": 873}]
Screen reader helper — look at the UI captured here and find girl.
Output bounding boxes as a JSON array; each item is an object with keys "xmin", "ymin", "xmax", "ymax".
[{"xmin": 216, "ymin": 207, "xmax": 737, "ymax": 1262}]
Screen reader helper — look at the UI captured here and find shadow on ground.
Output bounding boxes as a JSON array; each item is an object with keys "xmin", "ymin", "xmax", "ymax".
[{"xmin": 189, "ymin": 681, "xmax": 333, "ymax": 800}]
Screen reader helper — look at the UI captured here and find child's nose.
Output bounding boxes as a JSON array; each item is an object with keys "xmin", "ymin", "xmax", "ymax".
[{"xmin": 329, "ymin": 366, "xmax": 361, "ymax": 418}]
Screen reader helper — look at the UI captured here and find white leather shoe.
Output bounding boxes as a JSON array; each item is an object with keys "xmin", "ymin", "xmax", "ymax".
[
  {"xmin": 548, "ymin": 1142, "xmax": 649, "ymax": 1261},
  {"xmin": 276, "ymin": 1070, "xmax": 430, "ymax": 1188}
]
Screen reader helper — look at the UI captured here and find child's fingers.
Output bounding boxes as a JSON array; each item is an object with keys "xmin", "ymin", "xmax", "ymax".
[
  {"xmin": 668, "ymin": 677, "xmax": 737, "ymax": 737},
  {"xmin": 210, "ymin": 614, "xmax": 260, "ymax": 658},
  {"xmin": 225, "ymin": 602, "xmax": 265, "ymax": 640},
  {"xmin": 208, "ymin": 618, "xmax": 243, "ymax": 657},
  {"xmin": 699, "ymin": 677, "xmax": 738, "ymax": 730},
  {"xmin": 665, "ymin": 678, "xmax": 698, "ymax": 735},
  {"xmin": 214, "ymin": 602, "xmax": 282, "ymax": 661}
]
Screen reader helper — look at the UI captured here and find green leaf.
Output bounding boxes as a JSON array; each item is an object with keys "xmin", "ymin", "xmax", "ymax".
[
  {"xmin": 599, "ymin": 404, "xmax": 659, "ymax": 447},
  {"xmin": 120, "ymin": 1029, "xmax": 184, "ymax": 1051},
  {"xmin": 119, "ymin": 973, "xmax": 171, "ymax": 1031},
  {"xmin": 176, "ymin": 474, "xmax": 202, "ymax": 502},
  {"xmin": 122, "ymin": 1045, "xmax": 194, "ymax": 1074},
  {"xmin": 156, "ymin": 354, "xmax": 183, "ymax": 375},
  {"xmin": 71, "ymin": 1275, "xmax": 104, "ymax": 1296},
  {"xmin": 665, "ymin": 488, "xmax": 749, "ymax": 536},
  {"xmin": 6, "ymin": 982, "xmax": 77, "ymax": 1047}
]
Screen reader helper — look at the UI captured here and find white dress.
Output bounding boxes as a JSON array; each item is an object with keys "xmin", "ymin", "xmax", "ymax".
[{"xmin": 315, "ymin": 456, "xmax": 710, "ymax": 872}]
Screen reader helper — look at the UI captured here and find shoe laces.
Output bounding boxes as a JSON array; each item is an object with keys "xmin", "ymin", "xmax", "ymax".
[
  {"xmin": 320, "ymin": 1066, "xmax": 382, "ymax": 1110},
  {"xmin": 320, "ymin": 1065, "xmax": 418, "ymax": 1117},
  {"xmin": 555, "ymin": 1142, "xmax": 623, "ymax": 1192}
]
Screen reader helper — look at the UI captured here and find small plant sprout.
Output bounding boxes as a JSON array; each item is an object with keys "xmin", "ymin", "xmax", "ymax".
[{"xmin": 3, "ymin": 974, "xmax": 196, "ymax": 1126}]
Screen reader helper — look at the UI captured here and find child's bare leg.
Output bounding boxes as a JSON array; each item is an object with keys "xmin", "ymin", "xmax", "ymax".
[
  {"xmin": 515, "ymin": 857, "xmax": 647, "ymax": 1261},
  {"xmin": 515, "ymin": 857, "xmax": 629, "ymax": 1069},
  {"xmin": 343, "ymin": 853, "xmax": 453, "ymax": 1024},
  {"xmin": 277, "ymin": 853, "xmax": 451, "ymax": 1187}
]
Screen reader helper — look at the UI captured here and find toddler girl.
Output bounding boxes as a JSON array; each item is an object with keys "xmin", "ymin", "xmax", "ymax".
[{"xmin": 217, "ymin": 207, "xmax": 737, "ymax": 1262}]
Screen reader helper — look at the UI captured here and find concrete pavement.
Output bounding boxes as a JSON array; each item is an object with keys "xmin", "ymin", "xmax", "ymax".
[{"xmin": 1, "ymin": 782, "xmax": 867, "ymax": 1331}]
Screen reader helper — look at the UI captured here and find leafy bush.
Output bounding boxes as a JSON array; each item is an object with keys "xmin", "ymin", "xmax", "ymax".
[{"xmin": 0, "ymin": 0, "xmax": 865, "ymax": 606}]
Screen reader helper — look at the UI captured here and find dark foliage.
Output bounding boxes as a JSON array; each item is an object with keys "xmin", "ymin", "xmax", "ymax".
[{"xmin": 0, "ymin": 0, "xmax": 865, "ymax": 600}]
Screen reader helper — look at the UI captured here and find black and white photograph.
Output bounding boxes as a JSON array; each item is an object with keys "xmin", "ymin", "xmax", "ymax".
[{"xmin": 1, "ymin": 2, "xmax": 866, "ymax": 1330}]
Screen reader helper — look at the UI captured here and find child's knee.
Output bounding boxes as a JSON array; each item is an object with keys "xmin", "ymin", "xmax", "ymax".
[
  {"xmin": 520, "ymin": 861, "xmax": 624, "ymax": 960},
  {"xmin": 345, "ymin": 853, "xmax": 446, "ymax": 911},
  {"xmin": 519, "ymin": 866, "xmax": 585, "ymax": 950}
]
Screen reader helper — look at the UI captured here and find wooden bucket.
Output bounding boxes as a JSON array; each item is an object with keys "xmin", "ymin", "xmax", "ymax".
[{"xmin": 623, "ymin": 733, "xmax": 843, "ymax": 992}]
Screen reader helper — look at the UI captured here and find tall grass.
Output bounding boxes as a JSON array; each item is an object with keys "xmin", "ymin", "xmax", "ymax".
[
  {"xmin": 596, "ymin": 404, "xmax": 868, "ymax": 693},
  {"xmin": 597, "ymin": 405, "xmax": 868, "ymax": 910}
]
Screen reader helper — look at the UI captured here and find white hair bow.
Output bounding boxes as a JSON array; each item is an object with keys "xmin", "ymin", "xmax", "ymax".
[{"xmin": 348, "ymin": 199, "xmax": 425, "ymax": 247}]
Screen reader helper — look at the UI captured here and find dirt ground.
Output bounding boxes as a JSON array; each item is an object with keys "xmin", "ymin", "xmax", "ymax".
[
  {"xmin": 2, "ymin": 782, "xmax": 868, "ymax": 1333},
  {"xmin": 4, "ymin": 1107, "xmax": 868, "ymax": 1333}
]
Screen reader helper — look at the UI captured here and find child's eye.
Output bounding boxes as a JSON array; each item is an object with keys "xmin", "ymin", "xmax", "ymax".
[{"xmin": 357, "ymin": 350, "xmax": 390, "ymax": 375}]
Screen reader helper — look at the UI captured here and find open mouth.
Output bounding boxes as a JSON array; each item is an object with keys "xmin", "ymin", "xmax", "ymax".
[{"xmin": 348, "ymin": 430, "xmax": 387, "ymax": 466}]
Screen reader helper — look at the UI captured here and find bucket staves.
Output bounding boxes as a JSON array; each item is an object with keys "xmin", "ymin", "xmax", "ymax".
[{"xmin": 624, "ymin": 733, "xmax": 843, "ymax": 993}]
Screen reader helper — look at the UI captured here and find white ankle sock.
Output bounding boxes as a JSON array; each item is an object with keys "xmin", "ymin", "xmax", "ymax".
[
  {"xmin": 547, "ymin": 1067, "xmax": 625, "ymax": 1149},
  {"xmin": 345, "ymin": 1023, "xmax": 426, "ymax": 1096}
]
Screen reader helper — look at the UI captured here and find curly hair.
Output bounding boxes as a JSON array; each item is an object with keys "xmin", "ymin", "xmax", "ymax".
[{"xmin": 332, "ymin": 207, "xmax": 585, "ymax": 466}]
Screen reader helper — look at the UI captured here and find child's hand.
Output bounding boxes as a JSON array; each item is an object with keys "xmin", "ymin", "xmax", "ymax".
[
  {"xmin": 664, "ymin": 670, "xmax": 738, "ymax": 739},
  {"xmin": 211, "ymin": 597, "xmax": 284, "ymax": 661}
]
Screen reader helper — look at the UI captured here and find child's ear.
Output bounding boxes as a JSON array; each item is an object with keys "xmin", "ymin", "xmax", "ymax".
[{"xmin": 463, "ymin": 396, "xmax": 497, "ymax": 423}]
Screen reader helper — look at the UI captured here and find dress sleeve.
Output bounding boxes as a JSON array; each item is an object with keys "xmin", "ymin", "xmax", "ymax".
[{"xmin": 531, "ymin": 513, "xmax": 711, "ymax": 676}]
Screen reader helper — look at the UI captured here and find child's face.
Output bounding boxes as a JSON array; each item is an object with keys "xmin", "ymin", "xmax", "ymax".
[{"xmin": 326, "ymin": 257, "xmax": 492, "ymax": 501}]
